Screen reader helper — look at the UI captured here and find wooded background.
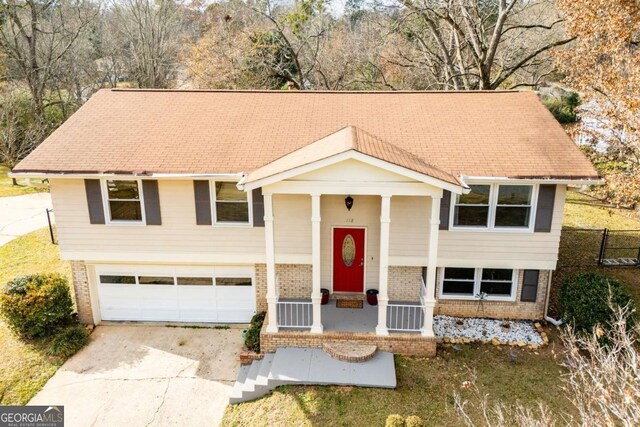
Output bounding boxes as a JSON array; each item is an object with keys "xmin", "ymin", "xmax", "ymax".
[{"xmin": 0, "ymin": 0, "xmax": 638, "ymax": 205}]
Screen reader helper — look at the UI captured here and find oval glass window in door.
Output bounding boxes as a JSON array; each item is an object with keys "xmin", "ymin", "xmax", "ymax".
[{"xmin": 342, "ymin": 234, "xmax": 356, "ymax": 267}]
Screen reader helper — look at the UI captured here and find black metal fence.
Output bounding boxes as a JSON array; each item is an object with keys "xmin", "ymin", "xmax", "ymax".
[{"xmin": 559, "ymin": 228, "xmax": 640, "ymax": 267}]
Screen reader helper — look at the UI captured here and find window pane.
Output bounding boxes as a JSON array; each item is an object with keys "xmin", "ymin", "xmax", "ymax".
[
  {"xmin": 107, "ymin": 180, "xmax": 139, "ymax": 200},
  {"xmin": 215, "ymin": 182, "xmax": 246, "ymax": 201},
  {"xmin": 216, "ymin": 277, "xmax": 252, "ymax": 286},
  {"xmin": 100, "ymin": 275, "xmax": 135, "ymax": 284},
  {"xmin": 444, "ymin": 268, "xmax": 475, "ymax": 280},
  {"xmin": 497, "ymin": 185, "xmax": 532, "ymax": 205},
  {"xmin": 177, "ymin": 277, "xmax": 213, "ymax": 286},
  {"xmin": 138, "ymin": 276, "xmax": 174, "ymax": 285},
  {"xmin": 495, "ymin": 207, "xmax": 530, "ymax": 227},
  {"xmin": 481, "ymin": 269, "xmax": 512, "ymax": 281},
  {"xmin": 443, "ymin": 280, "xmax": 475, "ymax": 295},
  {"xmin": 458, "ymin": 185, "xmax": 490, "ymax": 205},
  {"xmin": 216, "ymin": 202, "xmax": 249, "ymax": 222},
  {"xmin": 454, "ymin": 206, "xmax": 489, "ymax": 226},
  {"xmin": 109, "ymin": 201, "xmax": 142, "ymax": 221},
  {"xmin": 480, "ymin": 281, "xmax": 512, "ymax": 296}
]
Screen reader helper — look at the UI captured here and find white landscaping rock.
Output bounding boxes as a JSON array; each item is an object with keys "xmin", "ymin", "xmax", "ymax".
[{"xmin": 433, "ymin": 315, "xmax": 543, "ymax": 345}]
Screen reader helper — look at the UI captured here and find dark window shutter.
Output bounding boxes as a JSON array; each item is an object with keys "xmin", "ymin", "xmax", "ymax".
[
  {"xmin": 252, "ymin": 188, "xmax": 265, "ymax": 227},
  {"xmin": 84, "ymin": 179, "xmax": 105, "ymax": 224},
  {"xmin": 193, "ymin": 180, "xmax": 212, "ymax": 225},
  {"xmin": 142, "ymin": 180, "xmax": 161, "ymax": 225},
  {"xmin": 521, "ymin": 270, "xmax": 540, "ymax": 302},
  {"xmin": 439, "ymin": 190, "xmax": 451, "ymax": 230},
  {"xmin": 534, "ymin": 185, "xmax": 556, "ymax": 232},
  {"xmin": 422, "ymin": 267, "xmax": 427, "ymax": 284}
]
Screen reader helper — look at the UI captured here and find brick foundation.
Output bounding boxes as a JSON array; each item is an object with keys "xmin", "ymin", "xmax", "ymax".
[
  {"xmin": 434, "ymin": 270, "xmax": 550, "ymax": 320},
  {"xmin": 70, "ymin": 260, "xmax": 94, "ymax": 325},
  {"xmin": 388, "ymin": 266, "xmax": 422, "ymax": 301},
  {"xmin": 260, "ymin": 316, "xmax": 436, "ymax": 356},
  {"xmin": 255, "ymin": 263, "xmax": 312, "ymax": 311}
]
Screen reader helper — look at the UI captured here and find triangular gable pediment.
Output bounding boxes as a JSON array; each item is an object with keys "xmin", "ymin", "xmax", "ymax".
[{"xmin": 243, "ymin": 126, "xmax": 462, "ymax": 193}]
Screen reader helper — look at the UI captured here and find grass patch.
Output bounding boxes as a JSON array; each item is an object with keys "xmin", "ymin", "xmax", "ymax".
[
  {"xmin": 223, "ymin": 336, "xmax": 570, "ymax": 426},
  {"xmin": 0, "ymin": 165, "xmax": 49, "ymax": 198},
  {"xmin": 550, "ymin": 191, "xmax": 640, "ymax": 316},
  {"xmin": 564, "ymin": 191, "xmax": 640, "ymax": 229},
  {"xmin": 0, "ymin": 228, "xmax": 74, "ymax": 405}
]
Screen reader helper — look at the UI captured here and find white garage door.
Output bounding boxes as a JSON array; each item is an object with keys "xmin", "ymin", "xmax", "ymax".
[{"xmin": 96, "ymin": 265, "xmax": 256, "ymax": 323}]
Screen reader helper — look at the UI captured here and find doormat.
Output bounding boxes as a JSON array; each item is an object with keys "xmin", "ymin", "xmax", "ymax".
[{"xmin": 336, "ymin": 299, "xmax": 363, "ymax": 309}]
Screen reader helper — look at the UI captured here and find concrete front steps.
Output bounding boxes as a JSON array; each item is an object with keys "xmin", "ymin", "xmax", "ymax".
[{"xmin": 229, "ymin": 347, "xmax": 396, "ymax": 404}]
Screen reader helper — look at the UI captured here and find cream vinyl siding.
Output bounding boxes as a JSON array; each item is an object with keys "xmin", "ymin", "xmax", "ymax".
[
  {"xmin": 50, "ymin": 179, "xmax": 265, "ymax": 262},
  {"xmin": 273, "ymin": 194, "xmax": 312, "ymax": 259},
  {"xmin": 438, "ymin": 185, "xmax": 567, "ymax": 269},
  {"xmin": 51, "ymin": 179, "xmax": 566, "ymax": 270}
]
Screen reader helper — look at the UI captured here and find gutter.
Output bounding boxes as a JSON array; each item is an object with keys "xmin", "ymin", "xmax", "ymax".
[
  {"xmin": 460, "ymin": 175, "xmax": 605, "ymax": 186},
  {"xmin": 543, "ymin": 270, "xmax": 563, "ymax": 326},
  {"xmin": 9, "ymin": 171, "xmax": 244, "ymax": 180}
]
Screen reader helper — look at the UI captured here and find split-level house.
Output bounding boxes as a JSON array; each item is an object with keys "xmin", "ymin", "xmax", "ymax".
[{"xmin": 12, "ymin": 89, "xmax": 600, "ymax": 356}]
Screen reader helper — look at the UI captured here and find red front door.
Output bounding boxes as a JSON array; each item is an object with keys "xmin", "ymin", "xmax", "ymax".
[{"xmin": 333, "ymin": 228, "xmax": 365, "ymax": 293}]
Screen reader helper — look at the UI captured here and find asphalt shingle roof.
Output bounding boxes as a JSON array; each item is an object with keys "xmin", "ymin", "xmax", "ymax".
[{"xmin": 14, "ymin": 89, "xmax": 599, "ymax": 181}]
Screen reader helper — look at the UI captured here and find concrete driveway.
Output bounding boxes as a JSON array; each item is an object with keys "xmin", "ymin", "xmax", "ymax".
[
  {"xmin": 29, "ymin": 325, "xmax": 244, "ymax": 427},
  {"xmin": 0, "ymin": 193, "xmax": 53, "ymax": 246}
]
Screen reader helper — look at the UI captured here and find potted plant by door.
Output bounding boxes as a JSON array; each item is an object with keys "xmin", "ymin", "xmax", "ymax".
[
  {"xmin": 320, "ymin": 288, "xmax": 330, "ymax": 305},
  {"xmin": 366, "ymin": 289, "xmax": 379, "ymax": 306}
]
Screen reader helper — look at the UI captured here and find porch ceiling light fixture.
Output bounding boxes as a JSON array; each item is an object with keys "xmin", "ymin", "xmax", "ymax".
[{"xmin": 345, "ymin": 195, "xmax": 354, "ymax": 211}]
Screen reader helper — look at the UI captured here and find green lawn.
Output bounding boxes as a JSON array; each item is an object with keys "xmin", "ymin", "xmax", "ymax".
[
  {"xmin": 0, "ymin": 165, "xmax": 49, "ymax": 197},
  {"xmin": 0, "ymin": 228, "xmax": 72, "ymax": 405},
  {"xmin": 224, "ymin": 338, "xmax": 570, "ymax": 426},
  {"xmin": 550, "ymin": 191, "xmax": 640, "ymax": 314},
  {"xmin": 563, "ymin": 191, "xmax": 640, "ymax": 229}
]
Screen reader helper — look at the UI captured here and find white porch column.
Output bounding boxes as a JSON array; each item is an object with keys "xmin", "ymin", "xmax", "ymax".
[
  {"xmin": 376, "ymin": 195, "xmax": 391, "ymax": 336},
  {"xmin": 310, "ymin": 194, "xmax": 323, "ymax": 333},
  {"xmin": 422, "ymin": 195, "xmax": 441, "ymax": 337},
  {"xmin": 264, "ymin": 193, "xmax": 278, "ymax": 333}
]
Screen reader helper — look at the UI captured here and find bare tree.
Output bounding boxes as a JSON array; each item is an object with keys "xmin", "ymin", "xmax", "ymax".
[
  {"xmin": 384, "ymin": 0, "xmax": 573, "ymax": 90},
  {"xmin": 0, "ymin": 91, "xmax": 44, "ymax": 184},
  {"xmin": 110, "ymin": 0, "xmax": 186, "ymax": 88},
  {"xmin": 0, "ymin": 0, "xmax": 97, "ymax": 121}
]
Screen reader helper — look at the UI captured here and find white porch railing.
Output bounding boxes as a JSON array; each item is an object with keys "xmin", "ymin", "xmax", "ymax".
[
  {"xmin": 386, "ymin": 277, "xmax": 427, "ymax": 332},
  {"xmin": 275, "ymin": 275, "xmax": 314, "ymax": 328},
  {"xmin": 277, "ymin": 300, "xmax": 313, "ymax": 328}
]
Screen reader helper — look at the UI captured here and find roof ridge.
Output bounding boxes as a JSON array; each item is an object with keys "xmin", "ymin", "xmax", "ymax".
[
  {"xmin": 107, "ymin": 88, "xmax": 523, "ymax": 94},
  {"xmin": 347, "ymin": 126, "xmax": 457, "ymax": 182}
]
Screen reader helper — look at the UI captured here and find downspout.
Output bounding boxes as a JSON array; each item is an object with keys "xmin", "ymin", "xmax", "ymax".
[
  {"xmin": 543, "ymin": 270, "xmax": 563, "ymax": 326},
  {"xmin": 236, "ymin": 173, "xmax": 247, "ymax": 191}
]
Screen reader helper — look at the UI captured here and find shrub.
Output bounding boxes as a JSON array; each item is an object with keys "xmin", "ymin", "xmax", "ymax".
[
  {"xmin": 244, "ymin": 311, "xmax": 266, "ymax": 353},
  {"xmin": 405, "ymin": 415, "xmax": 425, "ymax": 427},
  {"xmin": 385, "ymin": 414, "xmax": 405, "ymax": 427},
  {"xmin": 559, "ymin": 272, "xmax": 635, "ymax": 333},
  {"xmin": 48, "ymin": 325, "xmax": 90, "ymax": 357},
  {"xmin": 0, "ymin": 273, "xmax": 73, "ymax": 338}
]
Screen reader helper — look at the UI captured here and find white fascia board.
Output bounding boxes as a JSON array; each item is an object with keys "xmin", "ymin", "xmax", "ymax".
[
  {"xmin": 461, "ymin": 175, "xmax": 604, "ymax": 186},
  {"xmin": 9, "ymin": 171, "xmax": 244, "ymax": 180},
  {"xmin": 243, "ymin": 150, "xmax": 464, "ymax": 194}
]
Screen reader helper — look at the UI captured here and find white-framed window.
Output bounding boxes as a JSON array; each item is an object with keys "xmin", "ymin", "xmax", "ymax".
[
  {"xmin": 439, "ymin": 267, "xmax": 517, "ymax": 301},
  {"xmin": 452, "ymin": 184, "xmax": 491, "ymax": 228},
  {"xmin": 451, "ymin": 183, "xmax": 537, "ymax": 231},
  {"xmin": 102, "ymin": 179, "xmax": 145, "ymax": 224},
  {"xmin": 211, "ymin": 181, "xmax": 252, "ymax": 226},
  {"xmin": 98, "ymin": 272, "xmax": 253, "ymax": 287}
]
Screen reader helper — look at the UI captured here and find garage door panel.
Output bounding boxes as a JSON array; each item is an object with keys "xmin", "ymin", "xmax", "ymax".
[{"xmin": 96, "ymin": 265, "xmax": 255, "ymax": 323}]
